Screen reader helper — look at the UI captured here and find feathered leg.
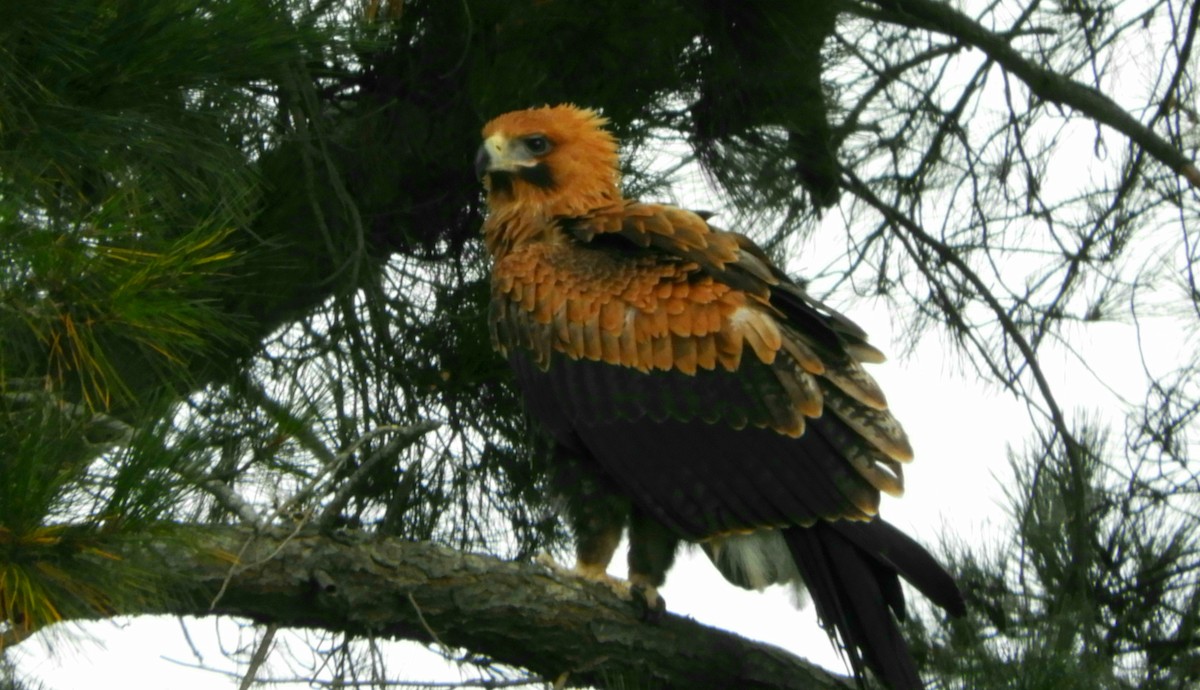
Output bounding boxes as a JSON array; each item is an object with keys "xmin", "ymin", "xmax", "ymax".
[
  {"xmin": 627, "ymin": 507, "xmax": 680, "ymax": 621},
  {"xmin": 551, "ymin": 444, "xmax": 629, "ymax": 582}
]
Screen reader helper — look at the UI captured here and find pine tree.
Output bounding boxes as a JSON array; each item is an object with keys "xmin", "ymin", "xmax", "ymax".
[{"xmin": 2, "ymin": 0, "xmax": 1198, "ymax": 687}]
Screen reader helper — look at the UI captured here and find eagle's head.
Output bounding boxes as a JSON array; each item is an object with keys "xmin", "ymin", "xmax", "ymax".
[{"xmin": 477, "ymin": 105, "xmax": 621, "ymax": 218}]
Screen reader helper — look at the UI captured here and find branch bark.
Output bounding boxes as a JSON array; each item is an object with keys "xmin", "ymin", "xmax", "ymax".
[{"xmin": 112, "ymin": 527, "xmax": 853, "ymax": 690}]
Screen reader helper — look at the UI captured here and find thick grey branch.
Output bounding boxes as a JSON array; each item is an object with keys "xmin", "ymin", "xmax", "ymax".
[{"xmin": 116, "ymin": 528, "xmax": 854, "ymax": 690}]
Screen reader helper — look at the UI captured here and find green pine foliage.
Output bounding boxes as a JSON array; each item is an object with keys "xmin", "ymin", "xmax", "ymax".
[
  {"xmin": 0, "ymin": 0, "xmax": 312, "ymax": 646},
  {"xmin": 917, "ymin": 425, "xmax": 1200, "ymax": 689}
]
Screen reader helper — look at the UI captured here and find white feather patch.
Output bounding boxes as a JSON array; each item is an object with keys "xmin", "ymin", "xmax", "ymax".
[{"xmin": 706, "ymin": 530, "xmax": 806, "ymax": 607}]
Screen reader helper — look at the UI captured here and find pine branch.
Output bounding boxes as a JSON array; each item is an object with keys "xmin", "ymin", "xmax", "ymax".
[{"xmin": 113, "ymin": 527, "xmax": 854, "ymax": 690}]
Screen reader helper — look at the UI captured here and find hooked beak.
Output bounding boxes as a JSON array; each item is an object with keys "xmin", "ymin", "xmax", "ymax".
[
  {"xmin": 475, "ymin": 134, "xmax": 510, "ymax": 180},
  {"xmin": 474, "ymin": 143, "xmax": 492, "ymax": 180},
  {"xmin": 476, "ymin": 134, "xmax": 533, "ymax": 180}
]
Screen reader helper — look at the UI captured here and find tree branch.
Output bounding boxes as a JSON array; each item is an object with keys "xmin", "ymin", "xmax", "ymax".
[
  {"xmin": 850, "ymin": 0, "xmax": 1200, "ymax": 187},
  {"xmin": 840, "ymin": 168, "xmax": 1075, "ymax": 444},
  {"xmin": 107, "ymin": 527, "xmax": 854, "ymax": 690}
]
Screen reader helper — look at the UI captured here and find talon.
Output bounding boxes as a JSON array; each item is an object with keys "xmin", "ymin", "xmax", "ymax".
[
  {"xmin": 538, "ymin": 554, "xmax": 621, "ymax": 590},
  {"xmin": 630, "ymin": 583, "xmax": 667, "ymax": 623},
  {"xmin": 571, "ymin": 561, "xmax": 633, "ymax": 599}
]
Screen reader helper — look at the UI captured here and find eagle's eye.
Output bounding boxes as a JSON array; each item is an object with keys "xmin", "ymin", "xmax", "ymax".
[{"xmin": 523, "ymin": 135, "xmax": 551, "ymax": 155}]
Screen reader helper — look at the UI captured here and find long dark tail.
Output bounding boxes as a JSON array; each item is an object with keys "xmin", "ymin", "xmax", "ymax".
[{"xmin": 784, "ymin": 520, "xmax": 965, "ymax": 690}]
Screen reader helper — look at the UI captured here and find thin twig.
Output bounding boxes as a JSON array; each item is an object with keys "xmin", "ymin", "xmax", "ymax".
[
  {"xmin": 315, "ymin": 421, "xmax": 439, "ymax": 529},
  {"xmin": 161, "ymin": 655, "xmax": 545, "ymax": 688},
  {"xmin": 175, "ymin": 617, "xmax": 204, "ymax": 666},
  {"xmin": 849, "ymin": 0, "xmax": 1200, "ymax": 186},
  {"xmin": 238, "ymin": 624, "xmax": 278, "ymax": 690},
  {"xmin": 279, "ymin": 422, "xmax": 436, "ymax": 521},
  {"xmin": 200, "ymin": 479, "xmax": 264, "ymax": 529},
  {"xmin": 407, "ymin": 592, "xmax": 447, "ymax": 652},
  {"xmin": 841, "ymin": 167, "xmax": 1075, "ymax": 447}
]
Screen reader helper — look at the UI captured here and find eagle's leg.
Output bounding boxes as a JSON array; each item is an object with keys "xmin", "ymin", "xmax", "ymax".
[
  {"xmin": 553, "ymin": 446, "xmax": 630, "ymax": 588},
  {"xmin": 627, "ymin": 507, "xmax": 679, "ymax": 622},
  {"xmin": 572, "ymin": 507, "xmax": 624, "ymax": 584}
]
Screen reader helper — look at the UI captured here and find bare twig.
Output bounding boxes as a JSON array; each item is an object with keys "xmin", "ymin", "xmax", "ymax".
[
  {"xmin": 406, "ymin": 592, "xmax": 447, "ymax": 652},
  {"xmin": 849, "ymin": 0, "xmax": 1200, "ymax": 186},
  {"xmin": 841, "ymin": 167, "xmax": 1075, "ymax": 446},
  {"xmin": 200, "ymin": 479, "xmax": 264, "ymax": 529},
  {"xmin": 315, "ymin": 421, "xmax": 439, "ymax": 530},
  {"xmin": 279, "ymin": 422, "xmax": 437, "ymax": 522},
  {"xmin": 238, "ymin": 623, "xmax": 278, "ymax": 690},
  {"xmin": 162, "ymin": 655, "xmax": 545, "ymax": 688}
]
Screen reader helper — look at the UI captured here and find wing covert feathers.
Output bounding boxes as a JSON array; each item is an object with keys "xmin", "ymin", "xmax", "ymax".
[{"xmin": 488, "ymin": 200, "xmax": 911, "ymax": 497}]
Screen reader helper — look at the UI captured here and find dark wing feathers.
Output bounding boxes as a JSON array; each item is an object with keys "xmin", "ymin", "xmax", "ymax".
[
  {"xmin": 495, "ymin": 202, "xmax": 912, "ymax": 526},
  {"xmin": 831, "ymin": 520, "xmax": 967, "ymax": 618},
  {"xmin": 511, "ymin": 351, "xmax": 880, "ymax": 538},
  {"xmin": 786, "ymin": 524, "xmax": 924, "ymax": 689},
  {"xmin": 562, "ymin": 201, "xmax": 912, "ymax": 457}
]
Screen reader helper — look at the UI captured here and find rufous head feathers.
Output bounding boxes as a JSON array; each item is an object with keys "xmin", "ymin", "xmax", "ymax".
[{"xmin": 478, "ymin": 104, "xmax": 621, "ymax": 217}]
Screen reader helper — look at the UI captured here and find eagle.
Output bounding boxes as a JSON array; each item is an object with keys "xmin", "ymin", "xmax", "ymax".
[{"xmin": 475, "ymin": 104, "xmax": 964, "ymax": 689}]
